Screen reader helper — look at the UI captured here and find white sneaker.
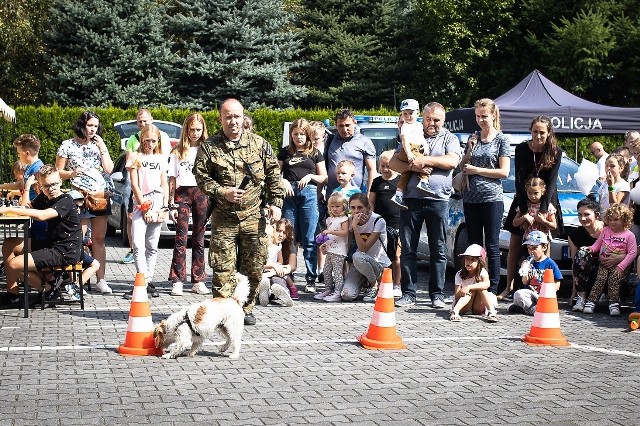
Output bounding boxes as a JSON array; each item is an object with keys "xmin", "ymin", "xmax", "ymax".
[
  {"xmin": 572, "ymin": 296, "xmax": 585, "ymax": 312},
  {"xmin": 258, "ymin": 278, "xmax": 271, "ymax": 307},
  {"xmin": 271, "ymin": 285, "xmax": 293, "ymax": 307},
  {"xmin": 95, "ymin": 279, "xmax": 112, "ymax": 294},
  {"xmin": 609, "ymin": 303, "xmax": 621, "ymax": 316},
  {"xmin": 191, "ymin": 282, "xmax": 211, "ymax": 295},
  {"xmin": 314, "ymin": 289, "xmax": 332, "ymax": 300},
  {"xmin": 171, "ymin": 282, "xmax": 184, "ymax": 296},
  {"xmin": 393, "ymin": 284, "xmax": 402, "ymax": 298},
  {"xmin": 323, "ymin": 291, "xmax": 342, "ymax": 302},
  {"xmin": 583, "ymin": 301, "xmax": 595, "ymax": 314}
]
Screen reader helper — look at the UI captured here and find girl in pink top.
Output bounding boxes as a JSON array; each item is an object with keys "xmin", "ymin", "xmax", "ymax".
[{"xmin": 584, "ymin": 203, "xmax": 637, "ymax": 316}]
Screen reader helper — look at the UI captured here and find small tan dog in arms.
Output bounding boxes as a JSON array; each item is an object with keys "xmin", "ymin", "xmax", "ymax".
[{"xmin": 154, "ymin": 273, "xmax": 250, "ymax": 359}]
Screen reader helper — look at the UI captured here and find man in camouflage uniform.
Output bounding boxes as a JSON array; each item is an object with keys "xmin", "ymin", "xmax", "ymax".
[{"xmin": 194, "ymin": 98, "xmax": 284, "ymax": 326}]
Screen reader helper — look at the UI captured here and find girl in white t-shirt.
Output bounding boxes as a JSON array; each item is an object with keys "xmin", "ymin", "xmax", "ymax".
[
  {"xmin": 315, "ymin": 192, "xmax": 349, "ymax": 302},
  {"xmin": 168, "ymin": 113, "xmax": 211, "ymax": 296},
  {"xmin": 127, "ymin": 124, "xmax": 168, "ymax": 294},
  {"xmin": 450, "ymin": 244, "xmax": 498, "ymax": 322},
  {"xmin": 341, "ymin": 193, "xmax": 391, "ymax": 302}
]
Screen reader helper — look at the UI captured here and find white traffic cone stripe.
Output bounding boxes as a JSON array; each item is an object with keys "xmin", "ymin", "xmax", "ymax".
[
  {"xmin": 132, "ymin": 286, "xmax": 149, "ymax": 302},
  {"xmin": 126, "ymin": 316, "xmax": 154, "ymax": 332},
  {"xmin": 377, "ymin": 282, "xmax": 394, "ymax": 299},
  {"xmin": 532, "ymin": 311, "xmax": 561, "ymax": 329},
  {"xmin": 539, "ymin": 282, "xmax": 557, "ymax": 298},
  {"xmin": 371, "ymin": 311, "xmax": 397, "ymax": 328}
]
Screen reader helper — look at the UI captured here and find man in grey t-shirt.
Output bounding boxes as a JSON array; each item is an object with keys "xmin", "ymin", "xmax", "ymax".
[
  {"xmin": 389, "ymin": 102, "xmax": 462, "ymax": 308},
  {"xmin": 323, "ymin": 109, "xmax": 377, "ymax": 195}
]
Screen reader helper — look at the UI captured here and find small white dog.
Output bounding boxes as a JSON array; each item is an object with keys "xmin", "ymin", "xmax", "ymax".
[{"xmin": 153, "ymin": 273, "xmax": 250, "ymax": 359}]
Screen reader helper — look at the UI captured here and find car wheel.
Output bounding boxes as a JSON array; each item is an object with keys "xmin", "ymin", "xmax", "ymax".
[
  {"xmin": 453, "ymin": 227, "xmax": 469, "ymax": 271},
  {"xmin": 121, "ymin": 209, "xmax": 130, "ymax": 248}
]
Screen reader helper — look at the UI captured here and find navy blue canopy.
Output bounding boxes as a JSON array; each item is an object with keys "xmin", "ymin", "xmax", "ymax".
[{"xmin": 444, "ymin": 70, "xmax": 640, "ymax": 135}]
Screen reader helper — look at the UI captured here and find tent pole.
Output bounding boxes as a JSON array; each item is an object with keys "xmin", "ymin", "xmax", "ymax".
[{"xmin": 575, "ymin": 137, "xmax": 578, "ymax": 161}]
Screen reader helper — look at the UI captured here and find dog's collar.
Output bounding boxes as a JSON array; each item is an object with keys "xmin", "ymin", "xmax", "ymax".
[{"xmin": 181, "ymin": 312, "xmax": 201, "ymax": 337}]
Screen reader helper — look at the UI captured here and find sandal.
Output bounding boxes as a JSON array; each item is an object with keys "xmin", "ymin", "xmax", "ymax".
[
  {"xmin": 450, "ymin": 312, "xmax": 461, "ymax": 322},
  {"xmin": 486, "ymin": 313, "xmax": 498, "ymax": 323}
]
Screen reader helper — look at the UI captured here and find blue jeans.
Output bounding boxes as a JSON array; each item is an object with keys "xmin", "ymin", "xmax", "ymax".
[
  {"xmin": 463, "ymin": 201, "xmax": 504, "ymax": 293},
  {"xmin": 283, "ymin": 183, "xmax": 318, "ymax": 281},
  {"xmin": 400, "ymin": 198, "xmax": 448, "ymax": 299}
]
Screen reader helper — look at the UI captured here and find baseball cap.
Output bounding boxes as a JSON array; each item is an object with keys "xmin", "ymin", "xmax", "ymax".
[
  {"xmin": 523, "ymin": 230, "xmax": 548, "ymax": 246},
  {"xmin": 400, "ymin": 99, "xmax": 419, "ymax": 111},
  {"xmin": 68, "ymin": 190, "xmax": 84, "ymax": 200},
  {"xmin": 458, "ymin": 244, "xmax": 486, "ymax": 259}
]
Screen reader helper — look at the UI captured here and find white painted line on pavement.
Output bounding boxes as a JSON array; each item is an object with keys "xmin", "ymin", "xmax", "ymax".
[
  {"xmin": 2, "ymin": 336, "xmax": 639, "ymax": 359},
  {"xmin": 569, "ymin": 343, "xmax": 640, "ymax": 358}
]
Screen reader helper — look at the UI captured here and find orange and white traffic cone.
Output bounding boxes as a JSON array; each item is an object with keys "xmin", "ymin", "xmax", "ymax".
[
  {"xmin": 358, "ymin": 271, "xmax": 406, "ymax": 350},
  {"xmin": 118, "ymin": 273, "xmax": 163, "ymax": 356},
  {"xmin": 523, "ymin": 269, "xmax": 569, "ymax": 346},
  {"xmin": 380, "ymin": 267, "xmax": 393, "ymax": 288}
]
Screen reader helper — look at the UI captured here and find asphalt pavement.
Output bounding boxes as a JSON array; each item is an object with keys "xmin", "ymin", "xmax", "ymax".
[{"xmin": 1, "ymin": 235, "xmax": 639, "ymax": 425}]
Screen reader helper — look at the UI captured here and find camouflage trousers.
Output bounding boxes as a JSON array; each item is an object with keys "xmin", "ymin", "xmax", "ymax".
[{"xmin": 209, "ymin": 211, "xmax": 268, "ymax": 314}]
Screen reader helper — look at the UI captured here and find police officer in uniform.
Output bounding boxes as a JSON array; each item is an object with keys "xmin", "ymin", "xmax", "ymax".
[{"xmin": 194, "ymin": 98, "xmax": 284, "ymax": 325}]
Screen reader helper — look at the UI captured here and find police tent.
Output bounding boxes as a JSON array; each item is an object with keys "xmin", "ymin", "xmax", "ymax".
[{"xmin": 444, "ymin": 69, "xmax": 640, "ymax": 136}]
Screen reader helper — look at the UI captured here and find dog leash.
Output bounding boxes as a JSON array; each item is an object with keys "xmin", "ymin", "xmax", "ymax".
[{"xmin": 180, "ymin": 312, "xmax": 201, "ymax": 337}]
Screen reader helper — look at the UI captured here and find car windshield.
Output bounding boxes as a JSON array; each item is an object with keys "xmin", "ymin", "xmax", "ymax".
[
  {"xmin": 359, "ymin": 127, "xmax": 399, "ymax": 157},
  {"xmin": 114, "ymin": 122, "xmax": 182, "ymax": 140},
  {"xmin": 502, "ymin": 157, "xmax": 597, "ymax": 193}
]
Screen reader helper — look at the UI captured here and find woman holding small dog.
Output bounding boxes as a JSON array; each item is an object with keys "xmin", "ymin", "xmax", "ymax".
[{"xmin": 125, "ymin": 124, "xmax": 169, "ymax": 298}]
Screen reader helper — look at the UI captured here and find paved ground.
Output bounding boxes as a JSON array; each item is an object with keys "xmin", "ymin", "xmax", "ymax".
[{"xmin": 1, "ymin": 235, "xmax": 640, "ymax": 425}]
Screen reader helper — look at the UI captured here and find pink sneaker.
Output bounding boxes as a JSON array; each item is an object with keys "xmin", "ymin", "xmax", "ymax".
[
  {"xmin": 314, "ymin": 289, "xmax": 332, "ymax": 300},
  {"xmin": 323, "ymin": 291, "xmax": 342, "ymax": 302},
  {"xmin": 288, "ymin": 284, "xmax": 300, "ymax": 300}
]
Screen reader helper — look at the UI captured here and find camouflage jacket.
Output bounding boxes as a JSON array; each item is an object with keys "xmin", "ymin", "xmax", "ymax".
[{"xmin": 193, "ymin": 130, "xmax": 284, "ymax": 221}]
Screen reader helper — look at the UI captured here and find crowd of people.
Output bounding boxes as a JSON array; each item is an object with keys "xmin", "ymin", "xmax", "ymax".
[{"xmin": 1, "ymin": 99, "xmax": 640, "ymax": 326}]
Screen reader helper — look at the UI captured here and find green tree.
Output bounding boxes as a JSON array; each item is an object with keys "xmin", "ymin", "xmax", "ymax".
[
  {"xmin": 45, "ymin": 0, "xmax": 175, "ymax": 107},
  {"xmin": 0, "ymin": 0, "xmax": 49, "ymax": 105},
  {"xmin": 407, "ymin": 0, "xmax": 516, "ymax": 109},
  {"xmin": 293, "ymin": 0, "xmax": 401, "ymax": 109},
  {"xmin": 168, "ymin": 0, "xmax": 305, "ymax": 110}
]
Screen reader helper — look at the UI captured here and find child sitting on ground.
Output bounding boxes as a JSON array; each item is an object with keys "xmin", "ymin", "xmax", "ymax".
[
  {"xmin": 450, "ymin": 244, "xmax": 498, "ymax": 323},
  {"xmin": 258, "ymin": 219, "xmax": 295, "ymax": 307},
  {"xmin": 582, "ymin": 203, "xmax": 636, "ymax": 316},
  {"xmin": 314, "ymin": 192, "xmax": 349, "ymax": 302},
  {"xmin": 508, "ymin": 231, "xmax": 563, "ymax": 316}
]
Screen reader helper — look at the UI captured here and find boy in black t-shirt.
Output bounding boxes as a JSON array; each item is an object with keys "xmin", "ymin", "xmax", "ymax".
[
  {"xmin": 368, "ymin": 150, "xmax": 402, "ymax": 297},
  {"xmin": 0, "ymin": 165, "xmax": 83, "ymax": 308}
]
